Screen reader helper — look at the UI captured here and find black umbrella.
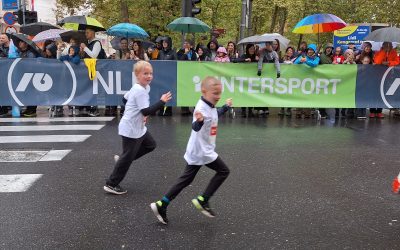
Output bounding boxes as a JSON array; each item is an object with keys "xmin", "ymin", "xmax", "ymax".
[
  {"xmin": 60, "ymin": 30, "xmax": 87, "ymax": 44},
  {"xmin": 20, "ymin": 22, "xmax": 60, "ymax": 36},
  {"xmin": 11, "ymin": 33, "xmax": 43, "ymax": 56},
  {"xmin": 57, "ymin": 15, "xmax": 106, "ymax": 32}
]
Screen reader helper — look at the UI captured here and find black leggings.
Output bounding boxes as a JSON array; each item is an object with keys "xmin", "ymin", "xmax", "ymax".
[
  {"xmin": 165, "ymin": 157, "xmax": 230, "ymax": 201},
  {"xmin": 106, "ymin": 132, "xmax": 156, "ymax": 186}
]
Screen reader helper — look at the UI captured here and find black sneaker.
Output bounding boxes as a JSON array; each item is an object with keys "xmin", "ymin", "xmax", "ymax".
[
  {"xmin": 191, "ymin": 196, "xmax": 216, "ymax": 218},
  {"xmin": 150, "ymin": 201, "xmax": 168, "ymax": 224},
  {"xmin": 22, "ymin": 110, "xmax": 37, "ymax": 117},
  {"xmin": 103, "ymin": 184, "xmax": 127, "ymax": 195}
]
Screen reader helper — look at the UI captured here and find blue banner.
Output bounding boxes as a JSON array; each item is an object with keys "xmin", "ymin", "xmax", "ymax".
[
  {"xmin": 0, "ymin": 58, "xmax": 177, "ymax": 106},
  {"xmin": 2, "ymin": 0, "xmax": 18, "ymax": 10},
  {"xmin": 333, "ymin": 25, "xmax": 371, "ymax": 50}
]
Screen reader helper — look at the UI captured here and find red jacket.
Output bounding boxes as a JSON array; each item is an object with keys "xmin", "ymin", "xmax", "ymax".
[
  {"xmin": 332, "ymin": 55, "xmax": 345, "ymax": 64},
  {"xmin": 374, "ymin": 49, "xmax": 399, "ymax": 66}
]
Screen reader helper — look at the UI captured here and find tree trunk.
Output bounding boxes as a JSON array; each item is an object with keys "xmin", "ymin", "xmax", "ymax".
[
  {"xmin": 279, "ymin": 7, "xmax": 287, "ymax": 35},
  {"xmin": 270, "ymin": 5, "xmax": 278, "ymax": 33},
  {"xmin": 120, "ymin": 0, "xmax": 129, "ymax": 22}
]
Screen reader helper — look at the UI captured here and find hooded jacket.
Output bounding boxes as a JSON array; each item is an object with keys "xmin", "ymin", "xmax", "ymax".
[
  {"xmin": 157, "ymin": 36, "xmax": 177, "ymax": 61},
  {"xmin": 374, "ymin": 48, "xmax": 399, "ymax": 67},
  {"xmin": 294, "ymin": 44, "xmax": 320, "ymax": 67},
  {"xmin": 59, "ymin": 46, "xmax": 81, "ymax": 65},
  {"xmin": 214, "ymin": 47, "xmax": 230, "ymax": 62},
  {"xmin": 319, "ymin": 43, "xmax": 334, "ymax": 64},
  {"xmin": 207, "ymin": 39, "xmax": 220, "ymax": 61}
]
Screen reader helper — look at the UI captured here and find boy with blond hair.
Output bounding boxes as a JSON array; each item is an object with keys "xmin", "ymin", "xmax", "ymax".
[
  {"xmin": 104, "ymin": 61, "xmax": 172, "ymax": 194},
  {"xmin": 151, "ymin": 76, "xmax": 232, "ymax": 224}
]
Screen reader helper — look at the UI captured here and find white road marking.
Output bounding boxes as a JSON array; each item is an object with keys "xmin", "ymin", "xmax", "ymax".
[
  {"xmin": 0, "ymin": 150, "xmax": 46, "ymax": 162},
  {"xmin": 0, "ymin": 150, "xmax": 72, "ymax": 162},
  {"xmin": 0, "ymin": 125, "xmax": 105, "ymax": 131},
  {"xmin": 0, "ymin": 135, "xmax": 91, "ymax": 143},
  {"xmin": 39, "ymin": 150, "xmax": 71, "ymax": 161},
  {"xmin": 0, "ymin": 117, "xmax": 114, "ymax": 123},
  {"xmin": 0, "ymin": 174, "xmax": 43, "ymax": 192}
]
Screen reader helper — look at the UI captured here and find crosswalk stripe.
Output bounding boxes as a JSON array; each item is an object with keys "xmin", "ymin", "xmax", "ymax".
[
  {"xmin": 0, "ymin": 150, "xmax": 73, "ymax": 162},
  {"xmin": 0, "ymin": 117, "xmax": 114, "ymax": 123},
  {"xmin": 0, "ymin": 174, "xmax": 43, "ymax": 192},
  {"xmin": 0, "ymin": 125, "xmax": 105, "ymax": 132},
  {"xmin": 39, "ymin": 150, "xmax": 71, "ymax": 161},
  {"xmin": 0, "ymin": 135, "xmax": 91, "ymax": 143}
]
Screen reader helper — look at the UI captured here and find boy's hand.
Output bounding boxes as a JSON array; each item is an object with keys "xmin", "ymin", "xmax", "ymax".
[
  {"xmin": 160, "ymin": 91, "xmax": 172, "ymax": 103},
  {"xmin": 194, "ymin": 111, "xmax": 204, "ymax": 122},
  {"xmin": 225, "ymin": 98, "xmax": 233, "ymax": 107},
  {"xmin": 143, "ymin": 116, "xmax": 148, "ymax": 124}
]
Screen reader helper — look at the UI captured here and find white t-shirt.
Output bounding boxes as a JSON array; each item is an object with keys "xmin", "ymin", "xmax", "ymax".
[
  {"xmin": 184, "ymin": 98, "xmax": 219, "ymax": 165},
  {"xmin": 118, "ymin": 83, "xmax": 150, "ymax": 139}
]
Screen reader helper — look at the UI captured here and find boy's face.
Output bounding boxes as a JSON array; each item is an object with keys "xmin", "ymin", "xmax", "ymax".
[
  {"xmin": 136, "ymin": 66, "xmax": 153, "ymax": 86},
  {"xmin": 202, "ymin": 83, "xmax": 222, "ymax": 105}
]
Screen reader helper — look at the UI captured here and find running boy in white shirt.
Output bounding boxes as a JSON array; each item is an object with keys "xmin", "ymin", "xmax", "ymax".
[
  {"xmin": 104, "ymin": 61, "xmax": 172, "ymax": 194},
  {"xmin": 151, "ymin": 76, "xmax": 232, "ymax": 224}
]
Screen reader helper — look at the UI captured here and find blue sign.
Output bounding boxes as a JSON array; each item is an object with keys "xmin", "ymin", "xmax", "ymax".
[
  {"xmin": 333, "ymin": 25, "xmax": 371, "ymax": 50},
  {"xmin": 3, "ymin": 12, "xmax": 16, "ymax": 25},
  {"xmin": 2, "ymin": 0, "xmax": 18, "ymax": 10}
]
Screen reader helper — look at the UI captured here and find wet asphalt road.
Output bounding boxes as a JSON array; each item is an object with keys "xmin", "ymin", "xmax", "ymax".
[{"xmin": 1, "ymin": 110, "xmax": 400, "ymax": 249}]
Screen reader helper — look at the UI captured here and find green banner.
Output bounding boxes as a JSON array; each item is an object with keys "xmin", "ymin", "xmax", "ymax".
[{"xmin": 177, "ymin": 62, "xmax": 357, "ymax": 107}]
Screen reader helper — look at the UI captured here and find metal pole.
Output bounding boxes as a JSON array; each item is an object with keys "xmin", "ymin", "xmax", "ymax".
[
  {"xmin": 239, "ymin": 0, "xmax": 247, "ymax": 55},
  {"xmin": 22, "ymin": 0, "xmax": 26, "ymax": 26},
  {"xmin": 181, "ymin": 0, "xmax": 187, "ymax": 47}
]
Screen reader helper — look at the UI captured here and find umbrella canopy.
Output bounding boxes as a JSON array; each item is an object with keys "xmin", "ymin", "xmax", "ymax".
[
  {"xmin": 293, "ymin": 13, "xmax": 347, "ymax": 34},
  {"xmin": 364, "ymin": 27, "xmax": 400, "ymax": 43},
  {"xmin": 20, "ymin": 22, "xmax": 60, "ymax": 36},
  {"xmin": 57, "ymin": 15, "xmax": 106, "ymax": 32},
  {"xmin": 239, "ymin": 33, "xmax": 289, "ymax": 46},
  {"xmin": 110, "ymin": 37, "xmax": 155, "ymax": 50},
  {"xmin": 107, "ymin": 23, "xmax": 149, "ymax": 39},
  {"xmin": 32, "ymin": 29, "xmax": 67, "ymax": 43},
  {"xmin": 60, "ymin": 30, "xmax": 87, "ymax": 44},
  {"xmin": 10, "ymin": 33, "xmax": 42, "ymax": 56},
  {"xmin": 166, "ymin": 17, "xmax": 210, "ymax": 33}
]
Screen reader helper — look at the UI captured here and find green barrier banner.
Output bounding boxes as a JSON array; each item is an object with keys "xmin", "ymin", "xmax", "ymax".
[{"xmin": 177, "ymin": 62, "xmax": 357, "ymax": 108}]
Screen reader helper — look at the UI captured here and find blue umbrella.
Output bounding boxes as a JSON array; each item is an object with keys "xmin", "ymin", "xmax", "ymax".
[{"xmin": 107, "ymin": 23, "xmax": 149, "ymax": 39}]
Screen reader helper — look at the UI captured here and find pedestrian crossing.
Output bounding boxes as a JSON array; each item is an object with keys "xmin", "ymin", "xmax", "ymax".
[{"xmin": 0, "ymin": 116, "xmax": 114, "ymax": 193}]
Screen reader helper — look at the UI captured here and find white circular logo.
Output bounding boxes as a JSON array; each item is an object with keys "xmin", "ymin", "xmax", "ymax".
[{"xmin": 7, "ymin": 59, "xmax": 77, "ymax": 106}]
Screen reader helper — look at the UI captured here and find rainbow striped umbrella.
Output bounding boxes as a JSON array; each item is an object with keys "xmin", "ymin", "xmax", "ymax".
[{"xmin": 292, "ymin": 13, "xmax": 347, "ymax": 34}]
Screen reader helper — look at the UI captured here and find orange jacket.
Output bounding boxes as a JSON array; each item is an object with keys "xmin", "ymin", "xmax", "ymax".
[{"xmin": 374, "ymin": 49, "xmax": 399, "ymax": 66}]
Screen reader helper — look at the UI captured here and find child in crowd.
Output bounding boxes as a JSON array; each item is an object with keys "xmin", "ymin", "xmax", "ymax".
[
  {"xmin": 332, "ymin": 47, "xmax": 345, "ymax": 64},
  {"xmin": 343, "ymin": 49, "xmax": 356, "ymax": 64},
  {"xmin": 151, "ymin": 76, "xmax": 232, "ymax": 224},
  {"xmin": 58, "ymin": 45, "xmax": 81, "ymax": 65},
  {"xmin": 103, "ymin": 61, "xmax": 172, "ymax": 194},
  {"xmin": 214, "ymin": 47, "xmax": 230, "ymax": 62}
]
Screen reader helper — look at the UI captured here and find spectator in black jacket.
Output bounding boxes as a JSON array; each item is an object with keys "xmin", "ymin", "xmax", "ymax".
[
  {"xmin": 177, "ymin": 40, "xmax": 197, "ymax": 61},
  {"xmin": 157, "ymin": 36, "xmax": 176, "ymax": 116}
]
